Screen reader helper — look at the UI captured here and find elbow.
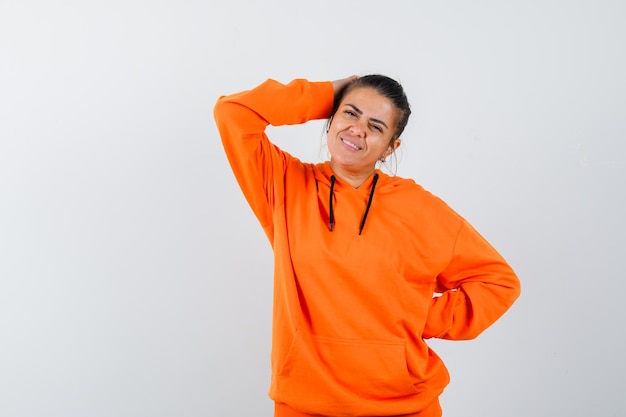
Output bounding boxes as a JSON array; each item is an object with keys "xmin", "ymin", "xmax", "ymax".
[{"xmin": 213, "ymin": 95, "xmax": 229, "ymax": 124}]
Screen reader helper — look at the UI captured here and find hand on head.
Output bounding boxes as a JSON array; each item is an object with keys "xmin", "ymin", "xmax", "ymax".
[{"xmin": 331, "ymin": 75, "xmax": 359, "ymax": 95}]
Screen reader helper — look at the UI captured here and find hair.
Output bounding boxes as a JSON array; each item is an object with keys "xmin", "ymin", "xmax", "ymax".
[{"xmin": 327, "ymin": 74, "xmax": 411, "ymax": 142}]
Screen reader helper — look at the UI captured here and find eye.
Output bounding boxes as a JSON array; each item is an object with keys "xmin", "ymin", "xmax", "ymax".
[
  {"xmin": 370, "ymin": 124, "xmax": 383, "ymax": 133},
  {"xmin": 344, "ymin": 109, "xmax": 357, "ymax": 117}
]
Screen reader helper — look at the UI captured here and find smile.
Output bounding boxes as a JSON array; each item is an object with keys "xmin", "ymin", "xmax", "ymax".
[{"xmin": 341, "ymin": 138, "xmax": 362, "ymax": 151}]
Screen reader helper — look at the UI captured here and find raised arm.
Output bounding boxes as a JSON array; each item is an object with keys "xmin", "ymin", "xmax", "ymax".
[{"xmin": 213, "ymin": 78, "xmax": 334, "ymax": 237}]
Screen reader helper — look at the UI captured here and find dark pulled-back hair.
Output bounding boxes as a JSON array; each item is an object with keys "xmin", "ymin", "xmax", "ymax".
[{"xmin": 330, "ymin": 74, "xmax": 411, "ymax": 140}]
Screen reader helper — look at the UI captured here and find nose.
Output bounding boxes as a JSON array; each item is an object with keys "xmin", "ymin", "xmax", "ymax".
[{"xmin": 349, "ymin": 120, "xmax": 366, "ymax": 137}]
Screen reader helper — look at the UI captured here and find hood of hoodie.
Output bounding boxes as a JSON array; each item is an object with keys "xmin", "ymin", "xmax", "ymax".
[{"xmin": 312, "ymin": 161, "xmax": 408, "ymax": 235}]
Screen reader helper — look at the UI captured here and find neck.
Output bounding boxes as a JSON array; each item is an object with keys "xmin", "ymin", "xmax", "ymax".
[{"xmin": 329, "ymin": 161, "xmax": 376, "ymax": 188}]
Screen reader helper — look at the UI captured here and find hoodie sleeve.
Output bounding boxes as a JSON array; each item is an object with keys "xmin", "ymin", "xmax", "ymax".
[
  {"xmin": 422, "ymin": 221, "xmax": 521, "ymax": 340},
  {"xmin": 213, "ymin": 79, "xmax": 334, "ymax": 240}
]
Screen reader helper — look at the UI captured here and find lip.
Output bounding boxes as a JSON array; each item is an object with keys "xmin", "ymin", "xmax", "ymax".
[{"xmin": 340, "ymin": 137, "xmax": 363, "ymax": 151}]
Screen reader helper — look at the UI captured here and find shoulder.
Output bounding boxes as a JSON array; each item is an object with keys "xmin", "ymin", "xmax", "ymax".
[{"xmin": 379, "ymin": 174, "xmax": 464, "ymax": 222}]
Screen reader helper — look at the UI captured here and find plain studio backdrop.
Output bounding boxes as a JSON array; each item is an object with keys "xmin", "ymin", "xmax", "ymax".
[{"xmin": 1, "ymin": 1, "xmax": 624, "ymax": 416}]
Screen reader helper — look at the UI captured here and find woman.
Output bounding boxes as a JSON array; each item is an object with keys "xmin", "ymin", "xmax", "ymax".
[{"xmin": 214, "ymin": 75, "xmax": 520, "ymax": 417}]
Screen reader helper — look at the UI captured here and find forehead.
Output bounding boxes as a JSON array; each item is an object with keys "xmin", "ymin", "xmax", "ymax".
[{"xmin": 340, "ymin": 87, "xmax": 397, "ymax": 123}]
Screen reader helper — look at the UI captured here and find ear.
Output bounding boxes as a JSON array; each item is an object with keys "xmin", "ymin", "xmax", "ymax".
[{"xmin": 383, "ymin": 138, "xmax": 401, "ymax": 158}]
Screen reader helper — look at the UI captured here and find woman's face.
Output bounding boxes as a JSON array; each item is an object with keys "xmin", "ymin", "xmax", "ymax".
[{"xmin": 327, "ymin": 87, "xmax": 400, "ymax": 177}]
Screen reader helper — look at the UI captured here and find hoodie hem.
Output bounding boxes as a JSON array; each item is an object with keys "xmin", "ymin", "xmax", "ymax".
[{"xmin": 274, "ymin": 398, "xmax": 442, "ymax": 417}]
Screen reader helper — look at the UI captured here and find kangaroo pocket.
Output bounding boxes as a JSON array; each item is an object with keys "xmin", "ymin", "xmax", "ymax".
[{"xmin": 276, "ymin": 331, "xmax": 418, "ymax": 412}]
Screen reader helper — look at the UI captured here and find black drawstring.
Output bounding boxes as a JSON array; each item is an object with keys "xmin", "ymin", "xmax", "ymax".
[
  {"xmin": 359, "ymin": 173, "xmax": 379, "ymax": 235},
  {"xmin": 327, "ymin": 173, "xmax": 379, "ymax": 235},
  {"xmin": 329, "ymin": 175, "xmax": 336, "ymax": 231}
]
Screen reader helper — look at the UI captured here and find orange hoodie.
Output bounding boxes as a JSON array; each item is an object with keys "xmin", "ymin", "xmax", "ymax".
[{"xmin": 214, "ymin": 79, "xmax": 520, "ymax": 417}]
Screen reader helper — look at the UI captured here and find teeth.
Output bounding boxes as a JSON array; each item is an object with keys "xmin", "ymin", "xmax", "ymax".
[{"xmin": 342, "ymin": 138, "xmax": 360, "ymax": 150}]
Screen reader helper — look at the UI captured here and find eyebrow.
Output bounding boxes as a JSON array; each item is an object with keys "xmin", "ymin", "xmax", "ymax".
[{"xmin": 345, "ymin": 104, "xmax": 389, "ymax": 130}]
